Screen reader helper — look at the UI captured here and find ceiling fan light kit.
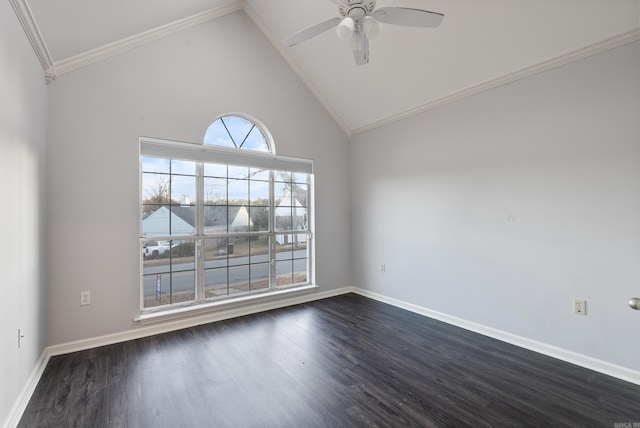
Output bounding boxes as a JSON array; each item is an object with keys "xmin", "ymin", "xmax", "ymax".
[
  {"xmin": 283, "ymin": 0, "xmax": 444, "ymax": 66},
  {"xmin": 362, "ymin": 16, "xmax": 382, "ymax": 40},
  {"xmin": 336, "ymin": 17, "xmax": 355, "ymax": 40}
]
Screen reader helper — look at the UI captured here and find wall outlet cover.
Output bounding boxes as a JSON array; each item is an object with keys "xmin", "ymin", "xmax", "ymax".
[
  {"xmin": 573, "ymin": 298, "xmax": 586, "ymax": 315},
  {"xmin": 81, "ymin": 291, "xmax": 91, "ymax": 306}
]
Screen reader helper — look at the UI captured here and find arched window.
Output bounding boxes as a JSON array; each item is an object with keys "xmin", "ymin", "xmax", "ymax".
[
  {"xmin": 204, "ymin": 114, "xmax": 273, "ymax": 153},
  {"xmin": 139, "ymin": 114, "xmax": 313, "ymax": 317}
]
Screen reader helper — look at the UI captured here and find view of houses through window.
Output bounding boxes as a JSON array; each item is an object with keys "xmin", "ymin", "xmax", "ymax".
[{"xmin": 140, "ymin": 115, "xmax": 313, "ymax": 312}]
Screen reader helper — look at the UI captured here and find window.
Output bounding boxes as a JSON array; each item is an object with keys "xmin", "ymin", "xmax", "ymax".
[{"xmin": 140, "ymin": 114, "xmax": 313, "ymax": 313}]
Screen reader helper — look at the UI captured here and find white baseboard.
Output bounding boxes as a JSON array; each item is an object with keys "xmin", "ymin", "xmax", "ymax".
[
  {"xmin": 8, "ymin": 285, "xmax": 637, "ymax": 427},
  {"xmin": 3, "ymin": 350, "xmax": 50, "ymax": 428},
  {"xmin": 4, "ymin": 286, "xmax": 354, "ymax": 427},
  {"xmin": 47, "ymin": 286, "xmax": 354, "ymax": 356},
  {"xmin": 352, "ymin": 287, "xmax": 640, "ymax": 386}
]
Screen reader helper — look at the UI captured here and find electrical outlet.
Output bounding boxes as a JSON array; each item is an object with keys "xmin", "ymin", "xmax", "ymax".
[
  {"xmin": 380, "ymin": 264, "xmax": 386, "ymax": 273},
  {"xmin": 80, "ymin": 291, "xmax": 91, "ymax": 306},
  {"xmin": 573, "ymin": 298, "xmax": 586, "ymax": 315}
]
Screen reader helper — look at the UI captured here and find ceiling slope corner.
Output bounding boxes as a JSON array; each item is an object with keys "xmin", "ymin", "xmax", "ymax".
[
  {"xmin": 9, "ymin": 0, "xmax": 53, "ymax": 72},
  {"xmin": 242, "ymin": 2, "xmax": 352, "ymax": 139},
  {"xmin": 51, "ymin": 1, "xmax": 244, "ymax": 78},
  {"xmin": 350, "ymin": 27, "xmax": 640, "ymax": 137}
]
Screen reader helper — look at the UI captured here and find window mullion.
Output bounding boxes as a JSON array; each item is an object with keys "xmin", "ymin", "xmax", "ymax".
[
  {"xmin": 307, "ymin": 173, "xmax": 314, "ymax": 285},
  {"xmin": 269, "ymin": 170, "xmax": 275, "ymax": 290},
  {"xmin": 196, "ymin": 162, "xmax": 204, "ymax": 302},
  {"xmin": 140, "ymin": 121, "xmax": 312, "ymax": 314}
]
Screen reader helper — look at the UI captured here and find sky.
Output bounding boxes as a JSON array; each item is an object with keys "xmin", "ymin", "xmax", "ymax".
[{"xmin": 141, "ymin": 115, "xmax": 308, "ymax": 205}]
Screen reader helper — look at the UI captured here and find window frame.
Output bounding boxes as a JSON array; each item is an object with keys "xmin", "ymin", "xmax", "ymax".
[{"xmin": 139, "ymin": 128, "xmax": 314, "ymax": 315}]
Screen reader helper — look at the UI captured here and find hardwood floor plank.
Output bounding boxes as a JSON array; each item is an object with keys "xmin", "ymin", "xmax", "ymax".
[{"xmin": 19, "ymin": 294, "xmax": 640, "ymax": 427}]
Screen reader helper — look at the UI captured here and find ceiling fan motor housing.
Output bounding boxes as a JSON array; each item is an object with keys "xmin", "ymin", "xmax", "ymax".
[
  {"xmin": 339, "ymin": 0, "xmax": 376, "ymax": 20},
  {"xmin": 285, "ymin": 0, "xmax": 443, "ymax": 65}
]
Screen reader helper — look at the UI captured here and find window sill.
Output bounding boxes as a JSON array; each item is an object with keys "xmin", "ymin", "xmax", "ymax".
[{"xmin": 134, "ymin": 285, "xmax": 318, "ymax": 326}]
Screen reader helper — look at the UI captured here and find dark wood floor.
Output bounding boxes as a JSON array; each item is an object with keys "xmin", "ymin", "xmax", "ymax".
[{"xmin": 20, "ymin": 294, "xmax": 640, "ymax": 427}]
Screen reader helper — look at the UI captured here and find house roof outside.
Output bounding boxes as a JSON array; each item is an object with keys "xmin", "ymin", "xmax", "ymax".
[{"xmin": 143, "ymin": 204, "xmax": 256, "ymax": 237}]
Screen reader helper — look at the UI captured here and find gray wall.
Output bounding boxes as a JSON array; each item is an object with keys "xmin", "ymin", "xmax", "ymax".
[
  {"xmin": 6, "ymin": 4, "xmax": 638, "ymax": 422},
  {"xmin": 0, "ymin": 2, "xmax": 48, "ymax": 425},
  {"xmin": 46, "ymin": 10, "xmax": 351, "ymax": 345},
  {"xmin": 350, "ymin": 41, "xmax": 640, "ymax": 371}
]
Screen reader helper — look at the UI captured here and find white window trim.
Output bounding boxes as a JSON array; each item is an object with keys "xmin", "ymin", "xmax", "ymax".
[
  {"xmin": 141, "ymin": 137, "xmax": 313, "ymax": 174},
  {"xmin": 135, "ymin": 284, "xmax": 318, "ymax": 325},
  {"xmin": 139, "ymin": 135, "xmax": 315, "ymax": 315}
]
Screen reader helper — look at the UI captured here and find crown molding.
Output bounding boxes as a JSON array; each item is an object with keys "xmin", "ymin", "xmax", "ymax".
[
  {"xmin": 50, "ymin": 2, "xmax": 243, "ymax": 79},
  {"xmin": 351, "ymin": 27, "xmax": 640, "ymax": 136},
  {"xmin": 242, "ymin": 2, "xmax": 352, "ymax": 139},
  {"xmin": 11, "ymin": 0, "xmax": 243, "ymax": 84},
  {"xmin": 11, "ymin": 0, "xmax": 638, "ymax": 130},
  {"xmin": 9, "ymin": 0, "xmax": 54, "ymax": 83}
]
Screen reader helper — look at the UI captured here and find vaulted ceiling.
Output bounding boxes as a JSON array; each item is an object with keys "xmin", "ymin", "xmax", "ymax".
[{"xmin": 11, "ymin": 0, "xmax": 640, "ymax": 137}]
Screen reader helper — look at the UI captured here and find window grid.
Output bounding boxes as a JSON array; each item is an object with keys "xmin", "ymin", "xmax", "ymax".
[
  {"xmin": 141, "ymin": 162, "xmax": 312, "ymax": 312},
  {"xmin": 141, "ymin": 115, "xmax": 311, "ymax": 313}
]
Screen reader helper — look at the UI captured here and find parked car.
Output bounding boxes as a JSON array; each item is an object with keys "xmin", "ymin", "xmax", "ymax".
[{"xmin": 142, "ymin": 240, "xmax": 172, "ymax": 259}]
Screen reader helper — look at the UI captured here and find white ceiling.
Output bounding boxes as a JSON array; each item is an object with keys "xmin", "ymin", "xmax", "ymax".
[
  {"xmin": 17, "ymin": 0, "xmax": 640, "ymax": 136},
  {"xmin": 26, "ymin": 0, "xmax": 238, "ymax": 60}
]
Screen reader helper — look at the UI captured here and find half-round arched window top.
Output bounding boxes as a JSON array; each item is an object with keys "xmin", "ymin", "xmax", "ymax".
[{"xmin": 203, "ymin": 114, "xmax": 274, "ymax": 154}]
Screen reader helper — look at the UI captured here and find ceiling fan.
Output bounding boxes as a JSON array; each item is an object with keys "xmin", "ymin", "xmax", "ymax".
[{"xmin": 283, "ymin": 0, "xmax": 444, "ymax": 66}]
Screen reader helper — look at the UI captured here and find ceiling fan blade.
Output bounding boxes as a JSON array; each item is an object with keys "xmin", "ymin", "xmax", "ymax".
[
  {"xmin": 283, "ymin": 17, "xmax": 342, "ymax": 47},
  {"xmin": 352, "ymin": 32, "xmax": 369, "ymax": 66},
  {"xmin": 373, "ymin": 7, "xmax": 444, "ymax": 28}
]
